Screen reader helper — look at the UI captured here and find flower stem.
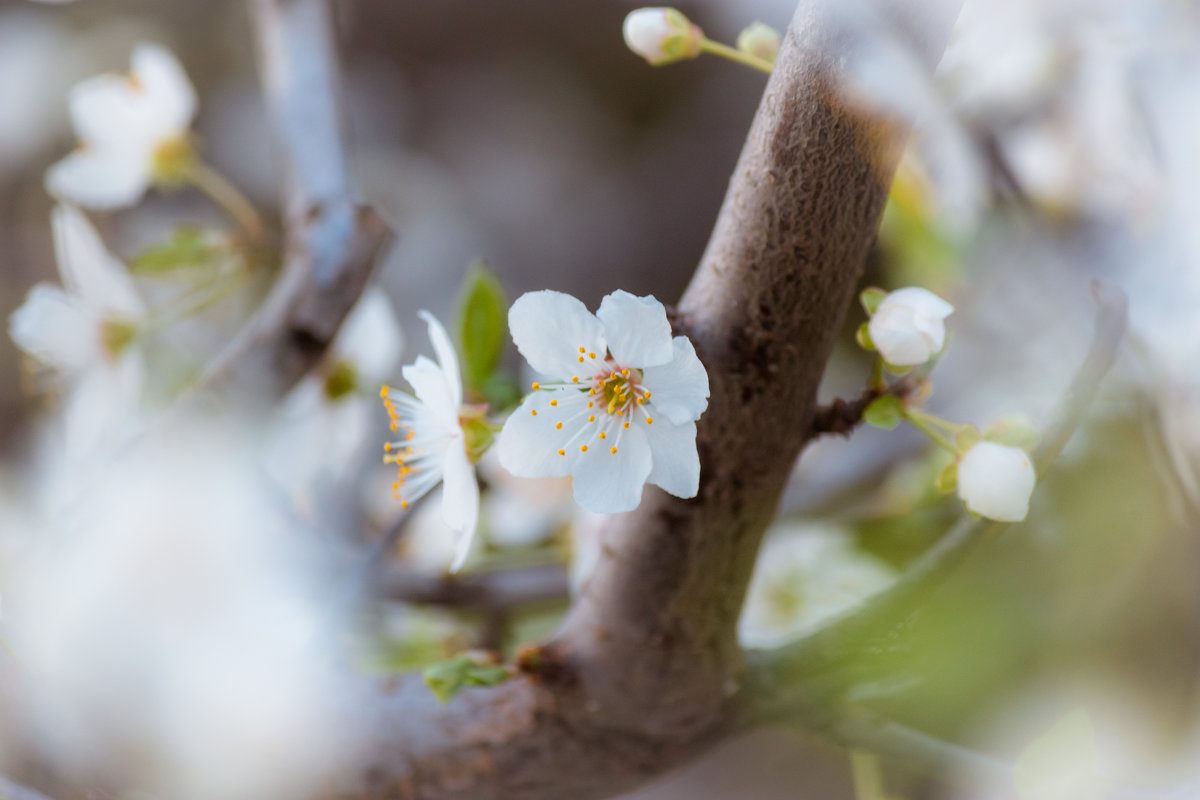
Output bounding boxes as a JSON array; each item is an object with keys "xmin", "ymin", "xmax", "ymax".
[
  {"xmin": 143, "ymin": 269, "xmax": 249, "ymax": 334},
  {"xmin": 699, "ymin": 38, "xmax": 774, "ymax": 74},
  {"xmin": 849, "ymin": 750, "xmax": 889, "ymax": 800},
  {"xmin": 186, "ymin": 160, "xmax": 266, "ymax": 240},
  {"xmin": 902, "ymin": 407, "xmax": 960, "ymax": 454},
  {"xmin": 869, "ymin": 357, "xmax": 886, "ymax": 391}
]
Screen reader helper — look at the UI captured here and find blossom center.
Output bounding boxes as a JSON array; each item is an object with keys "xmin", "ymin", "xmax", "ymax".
[
  {"xmin": 150, "ymin": 136, "xmax": 195, "ymax": 183},
  {"xmin": 593, "ymin": 366, "xmax": 645, "ymax": 415}
]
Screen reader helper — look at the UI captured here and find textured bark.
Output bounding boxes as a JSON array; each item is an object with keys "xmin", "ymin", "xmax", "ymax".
[{"xmin": 322, "ymin": 2, "xmax": 964, "ymax": 798}]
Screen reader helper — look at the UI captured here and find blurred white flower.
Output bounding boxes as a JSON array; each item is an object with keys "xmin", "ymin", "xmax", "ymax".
[
  {"xmin": 46, "ymin": 43, "xmax": 197, "ymax": 209},
  {"xmin": 380, "ymin": 311, "xmax": 479, "ymax": 572},
  {"xmin": 957, "ymin": 441, "xmax": 1036, "ymax": 522},
  {"xmin": 622, "ymin": 7, "xmax": 703, "ymax": 66},
  {"xmin": 739, "ymin": 522, "xmax": 895, "ymax": 648},
  {"xmin": 867, "ymin": 286, "xmax": 954, "ymax": 366},
  {"xmin": 8, "ymin": 204, "xmax": 144, "ymax": 462},
  {"xmin": 267, "ymin": 288, "xmax": 403, "ymax": 507},
  {"xmin": 737, "ymin": 21, "xmax": 781, "ymax": 63},
  {"xmin": 498, "ymin": 289, "xmax": 710, "ymax": 514}
]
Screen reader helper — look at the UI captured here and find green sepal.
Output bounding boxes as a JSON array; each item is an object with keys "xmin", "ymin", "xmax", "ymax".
[
  {"xmin": 131, "ymin": 225, "xmax": 222, "ymax": 274},
  {"xmin": 323, "ymin": 358, "xmax": 358, "ymax": 401},
  {"xmin": 855, "ymin": 322, "xmax": 875, "ymax": 351},
  {"xmin": 934, "ymin": 461, "xmax": 958, "ymax": 493},
  {"xmin": 863, "ymin": 394, "xmax": 902, "ymax": 429},
  {"xmin": 456, "ymin": 261, "xmax": 508, "ymax": 397},
  {"xmin": 424, "ymin": 655, "xmax": 511, "ymax": 704},
  {"xmin": 983, "ymin": 416, "xmax": 1039, "ymax": 450},
  {"xmin": 860, "ymin": 286, "xmax": 888, "ymax": 316},
  {"xmin": 955, "ymin": 425, "xmax": 982, "ymax": 452}
]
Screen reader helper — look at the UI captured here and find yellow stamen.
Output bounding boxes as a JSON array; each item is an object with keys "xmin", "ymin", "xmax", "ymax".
[
  {"xmin": 532, "ymin": 382, "xmax": 540, "ymax": 390},
  {"xmin": 623, "ymin": 421, "xmax": 630, "ymax": 429},
  {"xmin": 558, "ymin": 449, "xmax": 566, "ymax": 456},
  {"xmin": 599, "ymin": 431, "xmax": 607, "ymax": 439},
  {"xmin": 588, "ymin": 415, "xmax": 595, "ymax": 422},
  {"xmin": 587, "ymin": 401, "xmax": 594, "ymax": 408},
  {"xmin": 621, "ymin": 368, "xmax": 629, "ymax": 376},
  {"xmin": 646, "ymin": 417, "xmax": 654, "ymax": 424},
  {"xmin": 578, "ymin": 356, "xmax": 584, "ymax": 363},
  {"xmin": 588, "ymin": 352, "xmax": 596, "ymax": 359},
  {"xmin": 555, "ymin": 422, "xmax": 563, "ymax": 429},
  {"xmin": 610, "ymin": 446, "xmax": 618, "ymax": 454},
  {"xmin": 380, "ymin": 386, "xmax": 389, "ymax": 398},
  {"xmin": 578, "ymin": 346, "xmax": 586, "ymax": 353},
  {"xmin": 580, "ymin": 444, "xmax": 588, "ymax": 453},
  {"xmin": 383, "ymin": 442, "xmax": 392, "ymax": 452},
  {"xmin": 401, "ymin": 500, "xmax": 409, "ymax": 509},
  {"xmin": 551, "ymin": 399, "xmax": 558, "ymax": 407},
  {"xmin": 531, "ymin": 409, "xmax": 538, "ymax": 416},
  {"xmin": 572, "ymin": 377, "xmax": 579, "ymax": 384}
]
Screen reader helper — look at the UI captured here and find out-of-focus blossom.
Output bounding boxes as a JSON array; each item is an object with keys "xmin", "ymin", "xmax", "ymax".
[
  {"xmin": 498, "ymin": 289, "xmax": 709, "ymax": 514},
  {"xmin": 957, "ymin": 441, "xmax": 1036, "ymax": 522},
  {"xmin": 736, "ymin": 21, "xmax": 780, "ymax": 64},
  {"xmin": 267, "ymin": 289, "xmax": 403, "ymax": 507},
  {"xmin": 867, "ymin": 286, "xmax": 954, "ymax": 366},
  {"xmin": 380, "ymin": 312, "xmax": 479, "ymax": 571},
  {"xmin": 739, "ymin": 522, "xmax": 895, "ymax": 648},
  {"xmin": 47, "ymin": 43, "xmax": 197, "ymax": 209},
  {"xmin": 8, "ymin": 204, "xmax": 144, "ymax": 461},
  {"xmin": 622, "ymin": 7, "xmax": 703, "ymax": 66}
]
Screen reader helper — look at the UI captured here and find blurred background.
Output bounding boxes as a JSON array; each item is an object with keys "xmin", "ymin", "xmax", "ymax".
[{"xmin": 1, "ymin": 0, "xmax": 1198, "ymax": 798}]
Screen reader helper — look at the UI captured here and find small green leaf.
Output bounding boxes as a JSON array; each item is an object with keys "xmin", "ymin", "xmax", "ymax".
[
  {"xmin": 934, "ymin": 461, "xmax": 958, "ymax": 492},
  {"xmin": 860, "ymin": 287, "xmax": 887, "ymax": 316},
  {"xmin": 863, "ymin": 394, "xmax": 902, "ymax": 429},
  {"xmin": 480, "ymin": 372, "xmax": 521, "ymax": 413},
  {"xmin": 131, "ymin": 225, "xmax": 222, "ymax": 273},
  {"xmin": 424, "ymin": 655, "xmax": 510, "ymax": 703},
  {"xmin": 855, "ymin": 322, "xmax": 875, "ymax": 351},
  {"xmin": 882, "ymin": 361, "xmax": 912, "ymax": 377},
  {"xmin": 456, "ymin": 261, "xmax": 508, "ymax": 396}
]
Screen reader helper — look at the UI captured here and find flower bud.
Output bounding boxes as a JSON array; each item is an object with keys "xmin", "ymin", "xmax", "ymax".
[
  {"xmin": 623, "ymin": 8, "xmax": 703, "ymax": 66},
  {"xmin": 866, "ymin": 286, "xmax": 954, "ymax": 366},
  {"xmin": 957, "ymin": 441, "xmax": 1036, "ymax": 522},
  {"xmin": 737, "ymin": 21, "xmax": 781, "ymax": 64}
]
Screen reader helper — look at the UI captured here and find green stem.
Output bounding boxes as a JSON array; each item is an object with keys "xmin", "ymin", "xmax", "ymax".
[
  {"xmin": 902, "ymin": 407, "xmax": 959, "ymax": 454},
  {"xmin": 850, "ymin": 749, "xmax": 889, "ymax": 800},
  {"xmin": 142, "ymin": 270, "xmax": 249, "ymax": 334},
  {"xmin": 869, "ymin": 357, "xmax": 886, "ymax": 391},
  {"xmin": 186, "ymin": 160, "xmax": 266, "ymax": 240},
  {"xmin": 699, "ymin": 38, "xmax": 774, "ymax": 74}
]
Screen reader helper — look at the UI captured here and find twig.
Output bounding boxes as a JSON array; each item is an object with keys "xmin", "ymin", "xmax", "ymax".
[
  {"xmin": 746, "ymin": 279, "xmax": 1129, "ymax": 711},
  {"xmin": 808, "ymin": 377, "xmax": 918, "ymax": 438},
  {"xmin": 371, "ymin": 564, "xmax": 570, "ymax": 612}
]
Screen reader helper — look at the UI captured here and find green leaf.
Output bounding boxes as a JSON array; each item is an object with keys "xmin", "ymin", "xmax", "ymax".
[
  {"xmin": 863, "ymin": 394, "xmax": 902, "ymax": 429},
  {"xmin": 423, "ymin": 655, "xmax": 510, "ymax": 703},
  {"xmin": 860, "ymin": 287, "xmax": 888, "ymax": 316},
  {"xmin": 456, "ymin": 261, "xmax": 508, "ymax": 396},
  {"xmin": 934, "ymin": 461, "xmax": 958, "ymax": 493},
  {"xmin": 855, "ymin": 322, "xmax": 875, "ymax": 351},
  {"xmin": 131, "ymin": 225, "xmax": 222, "ymax": 274}
]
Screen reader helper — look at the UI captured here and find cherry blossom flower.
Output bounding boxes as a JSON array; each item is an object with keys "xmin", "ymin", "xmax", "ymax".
[
  {"xmin": 867, "ymin": 286, "xmax": 954, "ymax": 366},
  {"xmin": 622, "ymin": 8, "xmax": 703, "ymax": 66},
  {"xmin": 8, "ymin": 204, "xmax": 145, "ymax": 462},
  {"xmin": 957, "ymin": 441, "xmax": 1036, "ymax": 522},
  {"xmin": 380, "ymin": 312, "xmax": 481, "ymax": 571},
  {"xmin": 46, "ymin": 43, "xmax": 197, "ymax": 209},
  {"xmin": 496, "ymin": 289, "xmax": 709, "ymax": 514},
  {"xmin": 267, "ymin": 289, "xmax": 403, "ymax": 507}
]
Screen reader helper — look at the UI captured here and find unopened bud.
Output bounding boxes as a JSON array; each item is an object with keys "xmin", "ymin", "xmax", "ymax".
[
  {"xmin": 623, "ymin": 8, "xmax": 703, "ymax": 66},
  {"xmin": 737, "ymin": 21, "xmax": 781, "ymax": 64}
]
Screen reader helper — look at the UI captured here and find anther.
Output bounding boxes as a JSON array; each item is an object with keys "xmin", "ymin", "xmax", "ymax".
[
  {"xmin": 599, "ymin": 431, "xmax": 607, "ymax": 439},
  {"xmin": 572, "ymin": 377, "xmax": 579, "ymax": 383},
  {"xmin": 531, "ymin": 409, "xmax": 538, "ymax": 416},
  {"xmin": 580, "ymin": 444, "xmax": 588, "ymax": 453},
  {"xmin": 588, "ymin": 352, "xmax": 596, "ymax": 359},
  {"xmin": 380, "ymin": 386, "xmax": 389, "ymax": 398},
  {"xmin": 558, "ymin": 449, "xmax": 566, "ymax": 456},
  {"xmin": 588, "ymin": 415, "xmax": 595, "ymax": 422},
  {"xmin": 578, "ymin": 356, "xmax": 584, "ymax": 363},
  {"xmin": 623, "ymin": 421, "xmax": 630, "ymax": 429},
  {"xmin": 401, "ymin": 500, "xmax": 409, "ymax": 509},
  {"xmin": 587, "ymin": 401, "xmax": 594, "ymax": 408},
  {"xmin": 383, "ymin": 443, "xmax": 392, "ymax": 451},
  {"xmin": 555, "ymin": 422, "xmax": 563, "ymax": 429},
  {"xmin": 579, "ymin": 346, "xmax": 586, "ymax": 353},
  {"xmin": 610, "ymin": 446, "xmax": 618, "ymax": 454},
  {"xmin": 646, "ymin": 417, "xmax": 654, "ymax": 424},
  {"xmin": 532, "ymin": 382, "xmax": 540, "ymax": 390}
]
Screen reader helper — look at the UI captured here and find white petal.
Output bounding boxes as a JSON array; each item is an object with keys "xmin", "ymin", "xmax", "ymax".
[
  {"xmin": 67, "ymin": 73, "xmax": 157, "ymax": 152},
  {"xmin": 52, "ymin": 205, "xmax": 143, "ymax": 316},
  {"xmin": 570, "ymin": 422, "xmax": 652, "ymax": 513},
  {"xmin": 131, "ymin": 43, "xmax": 197, "ymax": 137},
  {"xmin": 957, "ymin": 442, "xmax": 1036, "ymax": 522},
  {"xmin": 8, "ymin": 284, "xmax": 98, "ymax": 371},
  {"xmin": 418, "ymin": 310, "xmax": 462, "ymax": 409},
  {"xmin": 46, "ymin": 148, "xmax": 150, "ymax": 210},
  {"xmin": 643, "ymin": 418, "xmax": 700, "ymax": 499},
  {"xmin": 335, "ymin": 289, "xmax": 403, "ymax": 383},
  {"xmin": 910, "ymin": 311, "xmax": 947, "ymax": 353},
  {"xmin": 440, "ymin": 443, "xmax": 479, "ymax": 572},
  {"xmin": 496, "ymin": 391, "xmax": 587, "ymax": 478},
  {"xmin": 508, "ymin": 290, "xmax": 606, "ymax": 379},
  {"xmin": 882, "ymin": 286, "xmax": 954, "ymax": 319},
  {"xmin": 869, "ymin": 306, "xmax": 933, "ymax": 366},
  {"xmin": 61, "ymin": 356, "xmax": 143, "ymax": 466},
  {"xmin": 623, "ymin": 9, "xmax": 671, "ymax": 62},
  {"xmin": 640, "ymin": 336, "xmax": 710, "ymax": 425},
  {"xmin": 401, "ymin": 356, "xmax": 457, "ymax": 429},
  {"xmin": 596, "ymin": 290, "xmax": 674, "ymax": 368}
]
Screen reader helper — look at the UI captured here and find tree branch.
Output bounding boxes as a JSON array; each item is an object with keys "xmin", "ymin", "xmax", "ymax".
[
  {"xmin": 371, "ymin": 565, "xmax": 569, "ymax": 612},
  {"xmin": 320, "ymin": 2, "xmax": 965, "ymax": 797},
  {"xmin": 196, "ymin": 0, "xmax": 390, "ymax": 399}
]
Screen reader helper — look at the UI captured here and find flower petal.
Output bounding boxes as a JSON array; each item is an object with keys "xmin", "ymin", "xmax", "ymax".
[
  {"xmin": 46, "ymin": 148, "xmax": 150, "ymax": 210},
  {"xmin": 508, "ymin": 290, "xmax": 606, "ymax": 379},
  {"xmin": 868, "ymin": 306, "xmax": 931, "ymax": 365},
  {"xmin": 957, "ymin": 441, "xmax": 1035, "ymax": 522},
  {"xmin": 67, "ymin": 73, "xmax": 156, "ymax": 152},
  {"xmin": 644, "ymin": 418, "xmax": 700, "ymax": 499},
  {"xmin": 418, "ymin": 310, "xmax": 462, "ymax": 409},
  {"xmin": 61, "ymin": 355, "xmax": 143, "ymax": 466},
  {"xmin": 596, "ymin": 290, "xmax": 673, "ymax": 368},
  {"xmin": 401, "ymin": 356, "xmax": 457, "ymax": 429},
  {"xmin": 440, "ymin": 442, "xmax": 479, "ymax": 572},
  {"xmin": 570, "ymin": 422, "xmax": 652, "ymax": 513},
  {"xmin": 883, "ymin": 286, "xmax": 954, "ymax": 319},
  {"xmin": 496, "ymin": 391, "xmax": 584, "ymax": 478},
  {"xmin": 640, "ymin": 336, "xmax": 710, "ymax": 424},
  {"xmin": 131, "ymin": 43, "xmax": 197, "ymax": 137},
  {"xmin": 51, "ymin": 205, "xmax": 143, "ymax": 316},
  {"xmin": 336, "ymin": 289, "xmax": 403, "ymax": 383},
  {"xmin": 8, "ymin": 284, "xmax": 98, "ymax": 371}
]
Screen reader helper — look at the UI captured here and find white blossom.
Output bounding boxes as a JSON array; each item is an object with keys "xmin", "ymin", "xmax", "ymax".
[
  {"xmin": 8, "ymin": 204, "xmax": 144, "ymax": 463},
  {"xmin": 957, "ymin": 441, "xmax": 1036, "ymax": 522},
  {"xmin": 622, "ymin": 8, "xmax": 703, "ymax": 66},
  {"xmin": 867, "ymin": 286, "xmax": 954, "ymax": 366},
  {"xmin": 497, "ymin": 289, "xmax": 709, "ymax": 514},
  {"xmin": 380, "ymin": 312, "xmax": 479, "ymax": 571},
  {"xmin": 46, "ymin": 43, "xmax": 197, "ymax": 209}
]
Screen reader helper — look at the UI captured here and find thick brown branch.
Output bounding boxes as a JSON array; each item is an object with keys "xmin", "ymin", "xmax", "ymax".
[{"xmin": 324, "ymin": 2, "xmax": 965, "ymax": 798}]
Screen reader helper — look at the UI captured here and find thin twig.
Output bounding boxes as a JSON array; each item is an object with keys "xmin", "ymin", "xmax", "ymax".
[
  {"xmin": 371, "ymin": 564, "xmax": 570, "ymax": 612},
  {"xmin": 808, "ymin": 376, "xmax": 918, "ymax": 438}
]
